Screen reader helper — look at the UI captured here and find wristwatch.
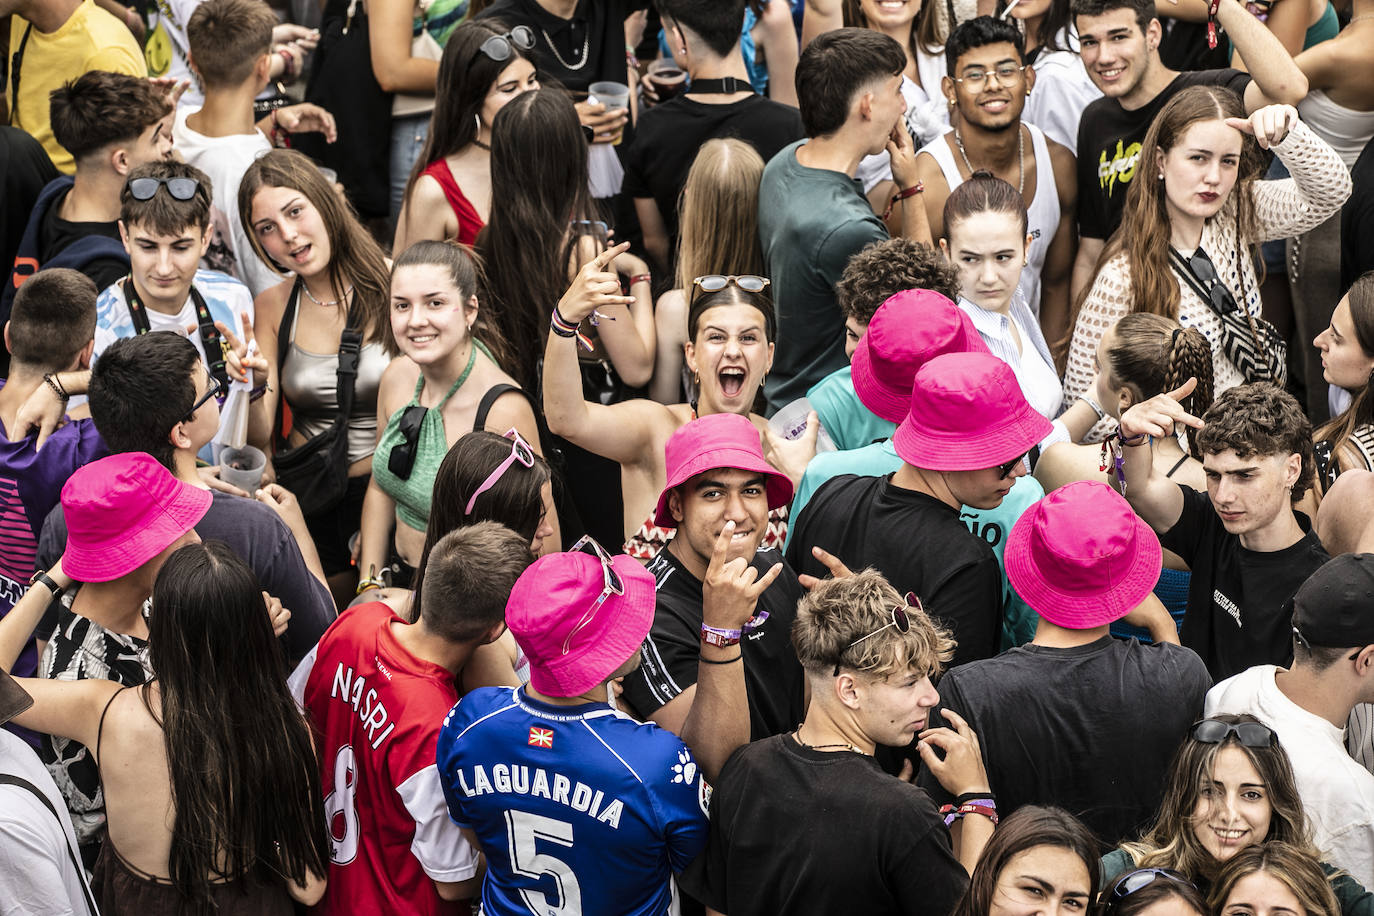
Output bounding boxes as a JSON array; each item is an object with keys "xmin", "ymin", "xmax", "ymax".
[
  {"xmin": 29, "ymin": 569, "xmax": 64, "ymax": 597},
  {"xmin": 700, "ymin": 623, "xmax": 743, "ymax": 648}
]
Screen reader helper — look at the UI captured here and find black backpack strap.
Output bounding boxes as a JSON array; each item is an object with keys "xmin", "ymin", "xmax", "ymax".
[
  {"xmin": 0, "ymin": 774, "xmax": 99, "ymax": 915},
  {"xmin": 473, "ymin": 383, "xmax": 522, "ymax": 433},
  {"xmin": 188, "ymin": 285, "xmax": 231, "ymax": 391},
  {"xmin": 121, "ymin": 277, "xmax": 153, "ymax": 336},
  {"xmin": 274, "ymin": 279, "xmax": 304, "ymax": 447}
]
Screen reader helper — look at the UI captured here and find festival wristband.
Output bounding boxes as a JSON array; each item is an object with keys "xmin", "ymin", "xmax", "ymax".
[
  {"xmin": 700, "ymin": 623, "xmax": 743, "ymax": 648},
  {"xmin": 882, "ymin": 181, "xmax": 925, "ymax": 220}
]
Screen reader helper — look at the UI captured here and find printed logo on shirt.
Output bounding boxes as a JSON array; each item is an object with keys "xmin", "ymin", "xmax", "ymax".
[
  {"xmin": 1214, "ymin": 589, "xmax": 1243, "ymax": 628},
  {"xmin": 1097, "ymin": 139, "xmax": 1142, "ymax": 196},
  {"xmin": 670, "ymin": 749, "xmax": 697, "ymax": 787},
  {"xmin": 698, "ymin": 776, "xmax": 712, "ymax": 816},
  {"xmin": 528, "ymin": 727, "xmax": 554, "ymax": 749}
]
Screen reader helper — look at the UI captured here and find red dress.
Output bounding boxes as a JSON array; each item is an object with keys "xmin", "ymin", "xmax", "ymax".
[{"xmin": 420, "ymin": 159, "xmax": 483, "ymax": 246}]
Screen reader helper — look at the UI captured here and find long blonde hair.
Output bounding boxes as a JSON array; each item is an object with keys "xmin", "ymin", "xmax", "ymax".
[{"xmin": 674, "ymin": 138, "xmax": 765, "ymax": 294}]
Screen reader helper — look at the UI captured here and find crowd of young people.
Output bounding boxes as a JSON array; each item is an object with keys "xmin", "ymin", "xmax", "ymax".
[{"xmin": 4, "ymin": 0, "xmax": 1374, "ymax": 913}]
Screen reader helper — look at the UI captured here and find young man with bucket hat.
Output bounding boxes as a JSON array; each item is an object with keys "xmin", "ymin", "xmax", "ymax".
[
  {"xmin": 619, "ymin": 412, "xmax": 807, "ymax": 780},
  {"xmin": 915, "ymin": 481, "xmax": 1210, "ymax": 847},
  {"xmin": 787, "ymin": 288, "xmax": 1047, "ymax": 649},
  {"xmin": 788, "ymin": 351, "xmax": 1050, "ymax": 668},
  {"xmin": 1206, "ymin": 553, "xmax": 1374, "ymax": 887},
  {"xmin": 435, "ymin": 542, "xmax": 709, "ymax": 916}
]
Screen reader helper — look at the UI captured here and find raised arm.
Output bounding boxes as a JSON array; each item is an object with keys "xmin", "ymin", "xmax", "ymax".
[
  {"xmin": 368, "ymin": 0, "xmax": 439, "ymax": 94},
  {"xmin": 1238, "ymin": 111, "xmax": 1352, "ymax": 240},
  {"xmin": 801, "ymin": 0, "xmax": 844, "ymax": 49},
  {"xmin": 1215, "ymin": 0, "xmax": 1307, "ymax": 108},
  {"xmin": 758, "ymin": 0, "xmax": 800, "ymax": 107},
  {"xmin": 1064, "ymin": 252, "xmax": 1131, "ymax": 440},
  {"xmin": 1115, "ymin": 379, "xmax": 1205, "ymax": 534}
]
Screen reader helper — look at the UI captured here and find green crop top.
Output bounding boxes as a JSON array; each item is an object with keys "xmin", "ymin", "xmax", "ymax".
[{"xmin": 372, "ymin": 344, "xmax": 481, "ymax": 532}]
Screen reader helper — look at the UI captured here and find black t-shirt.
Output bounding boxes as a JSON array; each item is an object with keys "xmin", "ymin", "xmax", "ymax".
[
  {"xmin": 37, "ymin": 186, "xmax": 128, "ymax": 293},
  {"xmin": 476, "ymin": 0, "xmax": 642, "ymax": 92},
  {"xmin": 1076, "ymin": 69, "xmax": 1251, "ymax": 241},
  {"xmin": 680, "ymin": 734, "xmax": 969, "ymax": 916},
  {"xmin": 1341, "ymin": 135, "xmax": 1374, "ymax": 292},
  {"xmin": 914, "ymin": 636, "xmax": 1211, "ymax": 847},
  {"xmin": 1, "ymin": 126, "xmax": 58, "ymax": 285},
  {"xmin": 620, "ymin": 546, "xmax": 806, "ymax": 740},
  {"xmin": 785, "ymin": 474, "xmax": 1002, "ymax": 667},
  {"xmin": 37, "ymin": 490, "xmax": 337, "ymax": 665},
  {"xmin": 1161, "ymin": 484, "xmax": 1329, "ymax": 681},
  {"xmin": 622, "ymin": 94, "xmax": 804, "ymax": 253}
]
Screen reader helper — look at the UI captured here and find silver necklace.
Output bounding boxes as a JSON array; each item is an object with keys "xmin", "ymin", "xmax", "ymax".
[
  {"xmin": 540, "ymin": 27, "xmax": 589, "ymax": 70},
  {"xmin": 954, "ymin": 123, "xmax": 1025, "ymax": 195},
  {"xmin": 1350, "ymin": 13, "xmax": 1374, "ymax": 22},
  {"xmin": 302, "ymin": 283, "xmax": 352, "ymax": 307}
]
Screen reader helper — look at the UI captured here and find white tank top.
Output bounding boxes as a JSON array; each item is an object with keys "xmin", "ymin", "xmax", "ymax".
[
  {"xmin": 923, "ymin": 122, "xmax": 1060, "ymax": 316},
  {"xmin": 1297, "ymin": 89, "xmax": 1374, "ymax": 169}
]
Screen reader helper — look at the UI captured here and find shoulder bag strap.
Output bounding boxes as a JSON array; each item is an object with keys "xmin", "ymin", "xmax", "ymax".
[
  {"xmin": 334, "ymin": 327, "xmax": 362, "ymax": 424},
  {"xmin": 187, "ymin": 285, "xmax": 232, "ymax": 391},
  {"xmin": 0, "ymin": 774, "xmax": 99, "ymax": 915},
  {"xmin": 473, "ymin": 383, "xmax": 521, "ymax": 433},
  {"xmin": 121, "ymin": 277, "xmax": 154, "ymax": 336},
  {"xmin": 1167, "ymin": 247, "xmax": 1219, "ymax": 313},
  {"xmin": 274, "ymin": 279, "xmax": 303, "ymax": 446}
]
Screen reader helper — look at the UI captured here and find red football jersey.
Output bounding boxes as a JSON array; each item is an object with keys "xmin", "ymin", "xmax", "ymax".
[{"xmin": 289, "ymin": 602, "xmax": 479, "ymax": 916}]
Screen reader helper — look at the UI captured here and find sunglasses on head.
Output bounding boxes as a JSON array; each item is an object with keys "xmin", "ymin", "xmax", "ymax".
[
  {"xmin": 387, "ymin": 404, "xmax": 429, "ymax": 481},
  {"xmin": 690, "ymin": 275, "xmax": 770, "ymax": 305},
  {"xmin": 1190, "ymin": 718, "xmax": 1277, "ymax": 748},
  {"xmin": 996, "ymin": 451, "xmax": 1030, "ymax": 479},
  {"xmin": 479, "ymin": 25, "xmax": 536, "ymax": 62},
  {"xmin": 183, "ymin": 373, "xmax": 228, "ymax": 421},
  {"xmin": 1109, "ymin": 868, "xmax": 1195, "ymax": 904},
  {"xmin": 562, "ymin": 536, "xmax": 625, "ymax": 655},
  {"xmin": 466, "ymin": 428, "xmax": 536, "ymax": 515},
  {"xmin": 833, "ymin": 592, "xmax": 920, "ymax": 676},
  {"xmin": 128, "ymin": 177, "xmax": 200, "ymax": 202}
]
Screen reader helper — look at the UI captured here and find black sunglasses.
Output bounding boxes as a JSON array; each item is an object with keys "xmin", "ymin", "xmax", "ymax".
[
  {"xmin": 833, "ymin": 592, "xmax": 919, "ymax": 676},
  {"xmin": 128, "ymin": 176, "xmax": 201, "ymax": 202},
  {"xmin": 387, "ymin": 404, "xmax": 428, "ymax": 480},
  {"xmin": 1188, "ymin": 250, "xmax": 1240, "ymax": 315},
  {"xmin": 183, "ymin": 373, "xmax": 228, "ymax": 421},
  {"xmin": 996, "ymin": 451, "xmax": 1030, "ymax": 479},
  {"xmin": 479, "ymin": 25, "xmax": 536, "ymax": 62},
  {"xmin": 1110, "ymin": 868, "xmax": 1194, "ymax": 903},
  {"xmin": 1190, "ymin": 718, "xmax": 1277, "ymax": 748}
]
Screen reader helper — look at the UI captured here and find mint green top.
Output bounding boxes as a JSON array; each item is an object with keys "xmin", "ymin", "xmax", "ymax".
[
  {"xmin": 371, "ymin": 344, "xmax": 479, "ymax": 532},
  {"xmin": 806, "ymin": 366, "xmax": 897, "ymax": 452}
]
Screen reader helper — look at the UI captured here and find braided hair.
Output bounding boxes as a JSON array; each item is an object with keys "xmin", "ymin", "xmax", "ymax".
[{"xmin": 1106, "ymin": 313, "xmax": 1215, "ymax": 459}]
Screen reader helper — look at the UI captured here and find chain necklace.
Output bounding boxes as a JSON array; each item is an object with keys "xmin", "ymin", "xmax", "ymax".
[
  {"xmin": 302, "ymin": 283, "xmax": 353, "ymax": 307},
  {"xmin": 793, "ymin": 728, "xmax": 869, "ymax": 755},
  {"xmin": 540, "ymin": 27, "xmax": 589, "ymax": 70},
  {"xmin": 954, "ymin": 123, "xmax": 1025, "ymax": 194}
]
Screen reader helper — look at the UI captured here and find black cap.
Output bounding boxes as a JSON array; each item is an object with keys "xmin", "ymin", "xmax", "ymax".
[
  {"xmin": 0, "ymin": 669, "xmax": 33, "ymax": 727},
  {"xmin": 1290, "ymin": 554, "xmax": 1374, "ymax": 649}
]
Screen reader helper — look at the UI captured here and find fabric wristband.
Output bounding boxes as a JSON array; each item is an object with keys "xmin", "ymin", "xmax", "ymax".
[
  {"xmin": 882, "ymin": 181, "xmax": 925, "ymax": 220},
  {"xmin": 701, "ymin": 623, "xmax": 743, "ymax": 647}
]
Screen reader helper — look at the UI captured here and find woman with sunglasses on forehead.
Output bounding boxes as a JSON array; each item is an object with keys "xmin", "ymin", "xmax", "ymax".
[
  {"xmin": 1102, "ymin": 714, "xmax": 1374, "ymax": 916},
  {"xmin": 394, "ymin": 21, "xmax": 539, "ymax": 253},
  {"xmin": 546, "ymin": 251, "xmax": 804, "ymax": 560},
  {"xmin": 1103, "ymin": 868, "xmax": 1208, "ymax": 916},
  {"xmin": 357, "ymin": 240, "xmax": 550, "ymax": 595}
]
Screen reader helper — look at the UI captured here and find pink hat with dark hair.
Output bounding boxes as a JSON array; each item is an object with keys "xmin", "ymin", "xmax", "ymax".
[
  {"xmin": 506, "ymin": 546, "xmax": 658, "ymax": 697},
  {"xmin": 851, "ymin": 289, "xmax": 988, "ymax": 423},
  {"xmin": 893, "ymin": 352, "xmax": 1051, "ymax": 471},
  {"xmin": 61, "ymin": 453, "xmax": 210, "ymax": 582},
  {"xmin": 1005, "ymin": 481, "xmax": 1163, "ymax": 629},
  {"xmin": 653, "ymin": 413, "xmax": 793, "ymax": 529}
]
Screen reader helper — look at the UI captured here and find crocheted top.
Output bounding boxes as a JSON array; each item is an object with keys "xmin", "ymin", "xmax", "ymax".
[{"xmin": 1065, "ymin": 120, "xmax": 1351, "ymax": 440}]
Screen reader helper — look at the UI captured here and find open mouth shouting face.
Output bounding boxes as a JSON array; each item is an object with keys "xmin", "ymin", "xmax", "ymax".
[{"xmin": 685, "ymin": 303, "xmax": 774, "ymax": 415}]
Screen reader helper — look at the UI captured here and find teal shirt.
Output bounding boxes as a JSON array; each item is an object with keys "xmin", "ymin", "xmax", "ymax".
[
  {"xmin": 788, "ymin": 440, "xmax": 1045, "ymax": 649},
  {"xmin": 806, "ymin": 367, "xmax": 897, "ymax": 453}
]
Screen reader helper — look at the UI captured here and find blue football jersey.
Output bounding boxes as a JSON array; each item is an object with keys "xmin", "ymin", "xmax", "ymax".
[{"xmin": 436, "ymin": 686, "xmax": 709, "ymax": 916}]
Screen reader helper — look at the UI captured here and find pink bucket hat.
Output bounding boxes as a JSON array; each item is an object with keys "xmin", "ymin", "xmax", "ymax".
[
  {"xmin": 893, "ymin": 351, "xmax": 1052, "ymax": 471},
  {"xmin": 653, "ymin": 413, "xmax": 793, "ymax": 529},
  {"xmin": 851, "ymin": 289, "xmax": 988, "ymax": 423},
  {"xmin": 1005, "ymin": 480, "xmax": 1163, "ymax": 629},
  {"xmin": 506, "ymin": 545, "xmax": 658, "ymax": 697},
  {"xmin": 61, "ymin": 452, "xmax": 211, "ymax": 582}
]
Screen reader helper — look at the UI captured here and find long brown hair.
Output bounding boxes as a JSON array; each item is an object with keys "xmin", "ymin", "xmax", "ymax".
[
  {"xmin": 238, "ymin": 149, "xmax": 393, "ymax": 350},
  {"xmin": 1314, "ymin": 273, "xmax": 1374, "ymax": 462},
  {"xmin": 951, "ymin": 806, "xmax": 1102, "ymax": 916},
  {"xmin": 1078, "ymin": 86, "xmax": 1265, "ymax": 326},
  {"xmin": 675, "ymin": 138, "xmax": 766, "ymax": 294},
  {"xmin": 1208, "ymin": 843, "xmax": 1341, "ymax": 916},
  {"xmin": 844, "ymin": 0, "xmax": 943, "ymax": 56},
  {"xmin": 1106, "ymin": 313, "xmax": 1215, "ymax": 458}
]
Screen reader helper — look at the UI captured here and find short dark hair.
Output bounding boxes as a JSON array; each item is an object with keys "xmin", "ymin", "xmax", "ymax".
[
  {"xmin": 8, "ymin": 269, "xmax": 98, "ymax": 370},
  {"xmin": 795, "ymin": 28, "xmax": 906, "ymax": 138},
  {"xmin": 49, "ymin": 71, "xmax": 171, "ymax": 163},
  {"xmin": 88, "ymin": 332, "xmax": 200, "ymax": 469},
  {"xmin": 121, "ymin": 160, "xmax": 213, "ymax": 236},
  {"xmin": 187, "ymin": 0, "xmax": 276, "ymax": 89},
  {"xmin": 656, "ymin": 0, "xmax": 745, "ymax": 58},
  {"xmin": 1196, "ymin": 383, "xmax": 1314, "ymax": 502},
  {"xmin": 836, "ymin": 238, "xmax": 961, "ymax": 324},
  {"xmin": 944, "ymin": 16, "xmax": 1025, "ymax": 75},
  {"xmin": 1071, "ymin": 0, "xmax": 1155, "ymax": 34},
  {"xmin": 418, "ymin": 522, "xmax": 534, "ymax": 643}
]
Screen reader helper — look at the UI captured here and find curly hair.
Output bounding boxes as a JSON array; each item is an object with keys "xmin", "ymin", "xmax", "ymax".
[
  {"xmin": 1106, "ymin": 314, "xmax": 1214, "ymax": 459},
  {"xmin": 1196, "ymin": 384, "xmax": 1314, "ymax": 502},
  {"xmin": 836, "ymin": 238, "xmax": 961, "ymax": 324},
  {"xmin": 792, "ymin": 568, "xmax": 955, "ymax": 680}
]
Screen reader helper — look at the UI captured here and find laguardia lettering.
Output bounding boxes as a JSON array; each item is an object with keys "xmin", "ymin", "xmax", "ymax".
[
  {"xmin": 330, "ymin": 663, "xmax": 397, "ymax": 750},
  {"xmin": 1097, "ymin": 139, "xmax": 1141, "ymax": 196},
  {"xmin": 455, "ymin": 765, "xmax": 626, "ymax": 829}
]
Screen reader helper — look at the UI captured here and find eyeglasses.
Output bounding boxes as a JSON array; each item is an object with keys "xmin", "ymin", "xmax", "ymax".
[
  {"xmin": 689, "ymin": 275, "xmax": 771, "ymax": 305},
  {"xmin": 387, "ymin": 404, "xmax": 429, "ymax": 481},
  {"xmin": 1190, "ymin": 718, "xmax": 1277, "ymax": 748},
  {"xmin": 833, "ymin": 592, "xmax": 919, "ymax": 676},
  {"xmin": 479, "ymin": 25, "xmax": 536, "ymax": 62},
  {"xmin": 952, "ymin": 63, "xmax": 1027, "ymax": 88},
  {"xmin": 1291, "ymin": 621, "xmax": 1363, "ymax": 660},
  {"xmin": 996, "ymin": 451, "xmax": 1030, "ymax": 479},
  {"xmin": 562, "ymin": 536, "xmax": 625, "ymax": 655},
  {"xmin": 183, "ymin": 373, "xmax": 227, "ymax": 421},
  {"xmin": 465, "ymin": 428, "xmax": 536, "ymax": 515},
  {"xmin": 1109, "ymin": 869, "xmax": 1194, "ymax": 904},
  {"xmin": 1188, "ymin": 250, "xmax": 1240, "ymax": 315},
  {"xmin": 128, "ymin": 176, "xmax": 201, "ymax": 202}
]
